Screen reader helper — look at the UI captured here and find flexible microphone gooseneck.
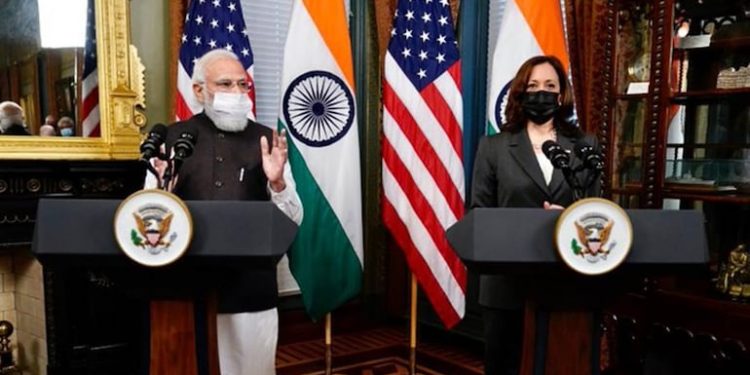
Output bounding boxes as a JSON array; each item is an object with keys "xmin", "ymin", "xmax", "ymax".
[
  {"xmin": 140, "ymin": 124, "xmax": 168, "ymax": 180},
  {"xmin": 542, "ymin": 140, "xmax": 583, "ymax": 200},
  {"xmin": 574, "ymin": 140, "xmax": 604, "ymax": 196},
  {"xmin": 162, "ymin": 129, "xmax": 198, "ymax": 190}
]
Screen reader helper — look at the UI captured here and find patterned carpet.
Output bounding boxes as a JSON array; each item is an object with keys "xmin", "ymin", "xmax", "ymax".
[{"xmin": 277, "ymin": 327, "xmax": 483, "ymax": 375}]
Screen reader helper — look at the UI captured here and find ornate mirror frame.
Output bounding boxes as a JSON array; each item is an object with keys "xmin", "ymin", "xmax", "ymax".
[{"xmin": 0, "ymin": 0, "xmax": 146, "ymax": 160}]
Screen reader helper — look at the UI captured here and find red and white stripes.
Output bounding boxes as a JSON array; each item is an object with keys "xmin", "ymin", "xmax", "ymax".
[{"xmin": 382, "ymin": 51, "xmax": 466, "ymax": 328}]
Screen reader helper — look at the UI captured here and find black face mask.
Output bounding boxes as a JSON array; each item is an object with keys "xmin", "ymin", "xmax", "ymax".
[{"xmin": 521, "ymin": 91, "xmax": 560, "ymax": 125}]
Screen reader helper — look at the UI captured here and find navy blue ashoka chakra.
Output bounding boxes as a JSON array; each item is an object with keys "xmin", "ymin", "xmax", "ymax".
[{"xmin": 282, "ymin": 70, "xmax": 355, "ymax": 147}]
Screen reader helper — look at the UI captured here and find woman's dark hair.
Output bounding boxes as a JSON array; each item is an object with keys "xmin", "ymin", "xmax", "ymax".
[{"xmin": 501, "ymin": 55, "xmax": 580, "ymax": 137}]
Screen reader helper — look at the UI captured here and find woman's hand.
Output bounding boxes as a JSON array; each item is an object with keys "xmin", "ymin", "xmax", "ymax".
[{"xmin": 543, "ymin": 201, "xmax": 565, "ymax": 210}]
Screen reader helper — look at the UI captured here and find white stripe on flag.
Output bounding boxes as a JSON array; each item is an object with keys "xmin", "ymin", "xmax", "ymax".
[
  {"xmin": 82, "ymin": 105, "xmax": 99, "ymax": 136},
  {"xmin": 384, "ymin": 53, "xmax": 464, "ymax": 192},
  {"xmin": 382, "ymin": 164, "xmax": 465, "ymax": 315},
  {"xmin": 383, "ymin": 108, "xmax": 458, "ymax": 228},
  {"xmin": 432, "ymin": 72, "xmax": 463, "ymax": 131},
  {"xmin": 81, "ymin": 71, "xmax": 97, "ymax": 98},
  {"xmin": 279, "ymin": 2, "xmax": 363, "ymax": 260},
  {"xmin": 487, "ymin": 0, "xmax": 543, "ymax": 130}
]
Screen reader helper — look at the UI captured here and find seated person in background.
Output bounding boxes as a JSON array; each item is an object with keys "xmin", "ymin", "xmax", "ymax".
[
  {"xmin": 39, "ymin": 124, "xmax": 57, "ymax": 136},
  {"xmin": 0, "ymin": 101, "xmax": 30, "ymax": 136},
  {"xmin": 57, "ymin": 116, "xmax": 75, "ymax": 137}
]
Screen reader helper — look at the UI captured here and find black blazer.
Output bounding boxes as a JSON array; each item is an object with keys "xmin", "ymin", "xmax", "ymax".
[{"xmin": 470, "ymin": 128, "xmax": 601, "ymax": 308}]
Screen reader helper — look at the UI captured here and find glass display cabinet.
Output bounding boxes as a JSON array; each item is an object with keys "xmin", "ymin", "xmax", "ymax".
[
  {"xmin": 606, "ymin": 0, "xmax": 750, "ymax": 270},
  {"xmin": 597, "ymin": 3, "xmax": 750, "ymax": 372}
]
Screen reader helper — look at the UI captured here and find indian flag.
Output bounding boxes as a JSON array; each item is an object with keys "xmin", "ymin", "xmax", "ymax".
[
  {"xmin": 486, "ymin": 0, "xmax": 570, "ymax": 134},
  {"xmin": 278, "ymin": 0, "xmax": 363, "ymax": 319}
]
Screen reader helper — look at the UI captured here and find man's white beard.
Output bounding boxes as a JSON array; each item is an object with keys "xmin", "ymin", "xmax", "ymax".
[
  {"xmin": 0, "ymin": 119, "xmax": 11, "ymax": 132},
  {"xmin": 203, "ymin": 100, "xmax": 248, "ymax": 132}
]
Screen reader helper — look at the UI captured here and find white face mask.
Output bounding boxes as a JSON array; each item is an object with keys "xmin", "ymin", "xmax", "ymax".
[{"xmin": 204, "ymin": 92, "xmax": 252, "ymax": 132}]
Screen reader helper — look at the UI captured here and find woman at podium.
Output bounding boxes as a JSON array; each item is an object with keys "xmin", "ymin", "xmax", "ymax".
[{"xmin": 471, "ymin": 55, "xmax": 601, "ymax": 375}]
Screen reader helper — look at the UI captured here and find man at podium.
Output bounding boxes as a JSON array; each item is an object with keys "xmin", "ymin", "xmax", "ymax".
[
  {"xmin": 471, "ymin": 55, "xmax": 600, "ymax": 374},
  {"xmin": 148, "ymin": 49, "xmax": 302, "ymax": 375}
]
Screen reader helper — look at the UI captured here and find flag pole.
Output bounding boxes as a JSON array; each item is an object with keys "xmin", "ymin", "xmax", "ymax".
[
  {"xmin": 410, "ymin": 273, "xmax": 418, "ymax": 375},
  {"xmin": 325, "ymin": 313, "xmax": 332, "ymax": 375}
]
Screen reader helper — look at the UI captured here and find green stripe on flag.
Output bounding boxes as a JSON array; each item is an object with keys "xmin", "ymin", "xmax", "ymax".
[
  {"xmin": 283, "ymin": 121, "xmax": 362, "ymax": 319},
  {"xmin": 486, "ymin": 120, "xmax": 499, "ymax": 136}
]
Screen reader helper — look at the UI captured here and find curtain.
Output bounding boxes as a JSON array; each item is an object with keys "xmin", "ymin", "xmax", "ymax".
[{"xmin": 564, "ymin": 0, "xmax": 610, "ymax": 134}]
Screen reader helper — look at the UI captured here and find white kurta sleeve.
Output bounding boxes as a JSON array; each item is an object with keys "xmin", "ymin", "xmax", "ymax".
[{"xmin": 267, "ymin": 161, "xmax": 303, "ymax": 225}]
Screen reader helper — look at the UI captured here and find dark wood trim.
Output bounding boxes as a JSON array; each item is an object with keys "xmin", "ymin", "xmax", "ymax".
[
  {"xmin": 642, "ymin": 0, "xmax": 674, "ymax": 208},
  {"xmin": 671, "ymin": 87, "xmax": 750, "ymax": 101},
  {"xmin": 601, "ymin": 0, "xmax": 618, "ymax": 198}
]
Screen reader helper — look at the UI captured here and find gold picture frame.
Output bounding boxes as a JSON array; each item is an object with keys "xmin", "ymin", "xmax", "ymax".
[{"xmin": 0, "ymin": 0, "xmax": 146, "ymax": 160}]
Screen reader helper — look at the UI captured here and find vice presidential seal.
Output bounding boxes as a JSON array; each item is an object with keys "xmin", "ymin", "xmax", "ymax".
[
  {"xmin": 114, "ymin": 189, "xmax": 193, "ymax": 267},
  {"xmin": 555, "ymin": 198, "xmax": 632, "ymax": 275}
]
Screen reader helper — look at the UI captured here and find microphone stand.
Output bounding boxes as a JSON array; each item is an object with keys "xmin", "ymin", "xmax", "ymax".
[
  {"xmin": 562, "ymin": 166, "xmax": 584, "ymax": 201},
  {"xmin": 580, "ymin": 169, "xmax": 602, "ymax": 199},
  {"xmin": 159, "ymin": 145, "xmax": 174, "ymax": 191}
]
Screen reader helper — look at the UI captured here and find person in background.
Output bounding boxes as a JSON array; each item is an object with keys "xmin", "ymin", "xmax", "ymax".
[
  {"xmin": 44, "ymin": 114, "xmax": 58, "ymax": 130},
  {"xmin": 39, "ymin": 124, "xmax": 57, "ymax": 136},
  {"xmin": 471, "ymin": 55, "xmax": 600, "ymax": 375},
  {"xmin": 0, "ymin": 101, "xmax": 30, "ymax": 136},
  {"xmin": 57, "ymin": 116, "xmax": 75, "ymax": 137}
]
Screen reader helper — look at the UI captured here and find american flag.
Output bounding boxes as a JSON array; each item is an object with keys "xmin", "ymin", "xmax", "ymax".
[
  {"xmin": 175, "ymin": 0, "xmax": 255, "ymax": 121},
  {"xmin": 81, "ymin": 0, "xmax": 99, "ymax": 137},
  {"xmin": 382, "ymin": 0, "xmax": 466, "ymax": 328}
]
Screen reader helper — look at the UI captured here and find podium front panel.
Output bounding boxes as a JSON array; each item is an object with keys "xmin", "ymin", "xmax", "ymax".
[
  {"xmin": 32, "ymin": 198, "xmax": 297, "ymax": 264},
  {"xmin": 447, "ymin": 208, "xmax": 708, "ymax": 269}
]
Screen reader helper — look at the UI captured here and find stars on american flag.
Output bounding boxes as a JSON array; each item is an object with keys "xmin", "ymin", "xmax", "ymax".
[
  {"xmin": 382, "ymin": 0, "xmax": 466, "ymax": 331},
  {"xmin": 178, "ymin": 0, "xmax": 254, "ymax": 76},
  {"xmin": 176, "ymin": 0, "xmax": 255, "ymax": 121},
  {"xmin": 388, "ymin": 0, "xmax": 459, "ymax": 85}
]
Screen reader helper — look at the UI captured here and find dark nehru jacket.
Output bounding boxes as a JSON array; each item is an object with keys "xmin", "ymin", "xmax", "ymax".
[
  {"xmin": 2, "ymin": 123, "xmax": 31, "ymax": 135},
  {"xmin": 166, "ymin": 112, "xmax": 277, "ymax": 313}
]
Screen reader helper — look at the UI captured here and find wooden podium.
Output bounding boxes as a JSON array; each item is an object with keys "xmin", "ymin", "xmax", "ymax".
[
  {"xmin": 447, "ymin": 207, "xmax": 709, "ymax": 375},
  {"xmin": 33, "ymin": 199, "xmax": 298, "ymax": 375}
]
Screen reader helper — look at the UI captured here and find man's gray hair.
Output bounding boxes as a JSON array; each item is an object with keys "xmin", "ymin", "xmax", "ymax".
[
  {"xmin": 191, "ymin": 49, "xmax": 241, "ymax": 84},
  {"xmin": 58, "ymin": 116, "xmax": 74, "ymax": 126},
  {"xmin": 0, "ymin": 101, "xmax": 24, "ymax": 124}
]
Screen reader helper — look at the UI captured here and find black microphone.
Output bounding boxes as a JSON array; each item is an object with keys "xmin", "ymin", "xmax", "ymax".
[
  {"xmin": 574, "ymin": 141, "xmax": 604, "ymax": 171},
  {"xmin": 161, "ymin": 130, "xmax": 197, "ymax": 191},
  {"xmin": 541, "ymin": 140, "xmax": 571, "ymax": 169},
  {"xmin": 542, "ymin": 140, "xmax": 585, "ymax": 201},
  {"xmin": 139, "ymin": 124, "xmax": 168, "ymax": 162},
  {"xmin": 173, "ymin": 130, "xmax": 198, "ymax": 162}
]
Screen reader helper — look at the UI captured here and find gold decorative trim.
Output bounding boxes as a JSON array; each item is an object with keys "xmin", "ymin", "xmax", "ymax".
[{"xmin": 0, "ymin": 0, "xmax": 147, "ymax": 160}]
